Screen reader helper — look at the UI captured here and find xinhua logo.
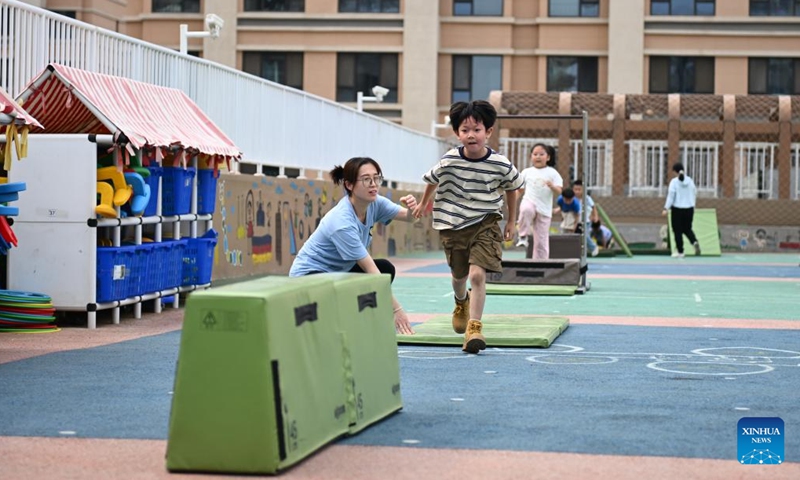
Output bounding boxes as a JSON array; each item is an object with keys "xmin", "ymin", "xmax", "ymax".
[{"xmin": 738, "ymin": 417, "xmax": 784, "ymax": 465}]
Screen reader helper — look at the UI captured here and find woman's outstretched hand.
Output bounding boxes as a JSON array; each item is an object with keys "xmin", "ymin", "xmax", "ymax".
[
  {"xmin": 394, "ymin": 308, "xmax": 415, "ymax": 335},
  {"xmin": 400, "ymin": 194, "xmax": 417, "ymax": 211}
]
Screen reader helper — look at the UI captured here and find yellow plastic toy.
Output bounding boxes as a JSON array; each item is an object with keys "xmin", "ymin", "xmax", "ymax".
[
  {"xmin": 97, "ymin": 166, "xmax": 133, "ymax": 206},
  {"xmin": 95, "ymin": 182, "xmax": 118, "ymax": 218}
]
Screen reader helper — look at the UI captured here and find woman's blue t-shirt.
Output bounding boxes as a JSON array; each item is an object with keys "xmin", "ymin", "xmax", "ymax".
[{"xmin": 288, "ymin": 195, "xmax": 400, "ymax": 276}]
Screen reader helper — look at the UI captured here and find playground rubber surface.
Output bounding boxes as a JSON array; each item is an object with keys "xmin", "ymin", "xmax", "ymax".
[{"xmin": 1, "ymin": 251, "xmax": 799, "ymax": 479}]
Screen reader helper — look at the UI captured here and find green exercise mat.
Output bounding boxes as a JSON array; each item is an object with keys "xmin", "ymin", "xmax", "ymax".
[
  {"xmin": 398, "ymin": 314, "xmax": 569, "ymax": 348},
  {"xmin": 596, "ymin": 203, "xmax": 632, "ymax": 257},
  {"xmin": 485, "ymin": 283, "xmax": 577, "ymax": 296},
  {"xmin": 668, "ymin": 208, "xmax": 721, "ymax": 256}
]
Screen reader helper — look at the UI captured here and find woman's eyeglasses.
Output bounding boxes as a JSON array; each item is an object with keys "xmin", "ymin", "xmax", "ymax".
[{"xmin": 359, "ymin": 175, "xmax": 383, "ymax": 187}]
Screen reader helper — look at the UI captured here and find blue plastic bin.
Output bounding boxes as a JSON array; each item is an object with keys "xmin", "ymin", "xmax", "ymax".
[
  {"xmin": 181, "ymin": 229, "xmax": 217, "ymax": 286},
  {"xmin": 96, "ymin": 245, "xmax": 136, "ymax": 302},
  {"xmin": 143, "ymin": 166, "xmax": 163, "ymax": 217},
  {"xmin": 196, "ymin": 168, "xmax": 218, "ymax": 215},
  {"xmin": 161, "ymin": 167, "xmax": 196, "ymax": 216}
]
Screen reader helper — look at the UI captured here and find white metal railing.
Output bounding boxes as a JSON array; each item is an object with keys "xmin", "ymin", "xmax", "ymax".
[
  {"xmin": 627, "ymin": 140, "xmax": 668, "ymax": 197},
  {"xmin": 570, "ymin": 139, "xmax": 612, "ymax": 196},
  {"xmin": 736, "ymin": 142, "xmax": 776, "ymax": 199},
  {"xmin": 679, "ymin": 141, "xmax": 719, "ymax": 198},
  {"xmin": 0, "ymin": 0, "xmax": 447, "ymax": 184},
  {"xmin": 498, "ymin": 137, "xmax": 558, "ymax": 170},
  {"xmin": 792, "ymin": 144, "xmax": 800, "ymax": 200}
]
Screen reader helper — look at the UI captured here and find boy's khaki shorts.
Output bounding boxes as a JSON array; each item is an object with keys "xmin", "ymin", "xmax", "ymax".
[{"xmin": 439, "ymin": 214, "xmax": 503, "ymax": 279}]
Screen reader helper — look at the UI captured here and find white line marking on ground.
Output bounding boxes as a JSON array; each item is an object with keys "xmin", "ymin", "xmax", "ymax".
[
  {"xmin": 695, "ymin": 293, "xmax": 702, "ymax": 302},
  {"xmin": 59, "ymin": 431, "xmax": 76, "ymax": 435},
  {"xmin": 484, "ymin": 370, "xmax": 497, "ymax": 374},
  {"xmin": 402, "ymin": 439, "xmax": 421, "ymax": 444},
  {"xmin": 735, "ymin": 407, "xmax": 750, "ymax": 411},
  {"xmin": 450, "ymin": 398, "xmax": 464, "ymax": 402}
]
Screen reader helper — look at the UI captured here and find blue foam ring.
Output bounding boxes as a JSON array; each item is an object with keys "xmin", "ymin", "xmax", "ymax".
[
  {"xmin": 0, "ymin": 182, "xmax": 26, "ymax": 194},
  {"xmin": 124, "ymin": 172, "xmax": 151, "ymax": 215},
  {"xmin": 0, "ymin": 192, "xmax": 20, "ymax": 203},
  {"xmin": 0, "ymin": 206, "xmax": 18, "ymax": 216},
  {"xmin": 0, "ymin": 290, "xmax": 52, "ymax": 303}
]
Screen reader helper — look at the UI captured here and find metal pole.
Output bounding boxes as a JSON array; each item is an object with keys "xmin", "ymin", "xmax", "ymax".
[
  {"xmin": 581, "ymin": 110, "xmax": 590, "ymax": 292},
  {"xmin": 179, "ymin": 24, "xmax": 189, "ymax": 55},
  {"xmin": 356, "ymin": 91, "xmax": 364, "ymax": 112}
]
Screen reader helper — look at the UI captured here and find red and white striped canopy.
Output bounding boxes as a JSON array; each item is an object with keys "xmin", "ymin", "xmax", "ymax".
[
  {"xmin": 0, "ymin": 85, "xmax": 43, "ymax": 130},
  {"xmin": 17, "ymin": 64, "xmax": 241, "ymax": 160}
]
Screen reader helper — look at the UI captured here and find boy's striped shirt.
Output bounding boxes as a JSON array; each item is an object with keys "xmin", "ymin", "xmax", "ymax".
[{"xmin": 422, "ymin": 146, "xmax": 523, "ymax": 230}]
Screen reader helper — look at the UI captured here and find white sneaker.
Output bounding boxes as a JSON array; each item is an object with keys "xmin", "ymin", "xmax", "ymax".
[
  {"xmin": 591, "ymin": 246, "xmax": 599, "ymax": 257},
  {"xmin": 516, "ymin": 238, "xmax": 528, "ymax": 248},
  {"xmin": 671, "ymin": 252, "xmax": 685, "ymax": 258}
]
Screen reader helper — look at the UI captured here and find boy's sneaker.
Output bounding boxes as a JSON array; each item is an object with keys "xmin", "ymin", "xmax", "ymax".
[
  {"xmin": 516, "ymin": 237, "xmax": 528, "ymax": 248},
  {"xmin": 452, "ymin": 292, "xmax": 470, "ymax": 334},
  {"xmin": 462, "ymin": 319, "xmax": 486, "ymax": 354},
  {"xmin": 591, "ymin": 245, "xmax": 599, "ymax": 257},
  {"xmin": 693, "ymin": 242, "xmax": 701, "ymax": 256},
  {"xmin": 671, "ymin": 252, "xmax": 685, "ymax": 258}
]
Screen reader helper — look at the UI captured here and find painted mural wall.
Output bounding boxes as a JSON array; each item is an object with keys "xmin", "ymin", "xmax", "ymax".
[{"xmin": 210, "ymin": 174, "xmax": 439, "ymax": 281}]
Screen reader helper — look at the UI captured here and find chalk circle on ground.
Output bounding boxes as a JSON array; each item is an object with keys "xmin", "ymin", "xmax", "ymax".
[
  {"xmin": 691, "ymin": 347, "xmax": 800, "ymax": 359},
  {"xmin": 647, "ymin": 361, "xmax": 774, "ymax": 376},
  {"xmin": 527, "ymin": 355, "xmax": 618, "ymax": 365}
]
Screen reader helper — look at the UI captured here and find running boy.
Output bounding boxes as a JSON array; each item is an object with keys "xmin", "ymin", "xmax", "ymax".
[{"xmin": 412, "ymin": 100, "xmax": 523, "ymax": 354}]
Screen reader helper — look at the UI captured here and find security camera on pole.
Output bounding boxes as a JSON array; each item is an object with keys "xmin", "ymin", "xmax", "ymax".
[
  {"xmin": 179, "ymin": 14, "xmax": 224, "ymax": 55},
  {"xmin": 356, "ymin": 85, "xmax": 389, "ymax": 112}
]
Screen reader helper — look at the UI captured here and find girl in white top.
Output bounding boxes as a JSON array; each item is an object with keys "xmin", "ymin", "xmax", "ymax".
[{"xmin": 515, "ymin": 143, "xmax": 563, "ymax": 259}]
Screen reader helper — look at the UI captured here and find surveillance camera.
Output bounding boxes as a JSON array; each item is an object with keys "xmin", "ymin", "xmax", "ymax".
[
  {"xmin": 371, "ymin": 85, "xmax": 389, "ymax": 101},
  {"xmin": 205, "ymin": 14, "xmax": 224, "ymax": 37}
]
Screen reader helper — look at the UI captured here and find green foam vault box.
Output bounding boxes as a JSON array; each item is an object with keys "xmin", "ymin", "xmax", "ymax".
[
  {"xmin": 166, "ymin": 273, "xmax": 402, "ymax": 474},
  {"xmin": 326, "ymin": 273, "xmax": 402, "ymax": 434},
  {"xmin": 166, "ymin": 275, "xmax": 348, "ymax": 474}
]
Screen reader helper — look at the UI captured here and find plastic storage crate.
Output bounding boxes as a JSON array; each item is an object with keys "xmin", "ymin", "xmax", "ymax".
[
  {"xmin": 159, "ymin": 239, "xmax": 188, "ymax": 291},
  {"xmin": 196, "ymin": 169, "xmax": 218, "ymax": 215},
  {"xmin": 161, "ymin": 167, "xmax": 196, "ymax": 216},
  {"xmin": 144, "ymin": 166, "xmax": 163, "ymax": 217},
  {"xmin": 96, "ymin": 245, "xmax": 136, "ymax": 303},
  {"xmin": 182, "ymin": 230, "xmax": 217, "ymax": 286}
]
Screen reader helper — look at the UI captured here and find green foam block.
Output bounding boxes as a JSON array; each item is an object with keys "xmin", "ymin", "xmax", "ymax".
[
  {"xmin": 485, "ymin": 283, "xmax": 577, "ymax": 296},
  {"xmin": 326, "ymin": 273, "xmax": 403, "ymax": 434},
  {"xmin": 398, "ymin": 314, "xmax": 569, "ymax": 348},
  {"xmin": 166, "ymin": 275, "xmax": 350, "ymax": 474}
]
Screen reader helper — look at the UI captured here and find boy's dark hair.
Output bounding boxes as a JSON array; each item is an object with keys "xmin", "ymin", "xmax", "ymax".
[
  {"xmin": 530, "ymin": 143, "xmax": 557, "ymax": 167},
  {"xmin": 330, "ymin": 157, "xmax": 382, "ymax": 197},
  {"xmin": 562, "ymin": 187, "xmax": 575, "ymax": 199},
  {"xmin": 449, "ymin": 100, "xmax": 497, "ymax": 133},
  {"xmin": 572, "ymin": 179, "xmax": 583, "ymax": 187},
  {"xmin": 591, "ymin": 221, "xmax": 601, "ymax": 230},
  {"xmin": 672, "ymin": 162, "xmax": 685, "ymax": 181}
]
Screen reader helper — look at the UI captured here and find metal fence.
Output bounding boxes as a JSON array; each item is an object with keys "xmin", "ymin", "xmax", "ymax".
[
  {"xmin": 0, "ymin": 0, "xmax": 447, "ymax": 185},
  {"xmin": 495, "ymin": 92, "xmax": 800, "ymax": 238}
]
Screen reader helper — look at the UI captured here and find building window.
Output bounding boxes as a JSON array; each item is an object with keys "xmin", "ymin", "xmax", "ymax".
[
  {"xmin": 244, "ymin": 0, "xmax": 305, "ymax": 11},
  {"xmin": 651, "ymin": 0, "xmax": 715, "ymax": 15},
  {"xmin": 649, "ymin": 56, "xmax": 714, "ymax": 94},
  {"xmin": 750, "ymin": 0, "xmax": 800, "ymax": 15},
  {"xmin": 243, "ymin": 52, "xmax": 304, "ymax": 90},
  {"xmin": 452, "ymin": 55, "xmax": 503, "ymax": 103},
  {"xmin": 337, "ymin": 53, "xmax": 398, "ymax": 103},
  {"xmin": 748, "ymin": 58, "xmax": 800, "ymax": 94},
  {"xmin": 546, "ymin": 57, "xmax": 598, "ymax": 93},
  {"xmin": 549, "ymin": 0, "xmax": 599, "ymax": 17},
  {"xmin": 152, "ymin": 0, "xmax": 200, "ymax": 13},
  {"xmin": 453, "ymin": 0, "xmax": 504, "ymax": 16},
  {"xmin": 339, "ymin": 0, "xmax": 399, "ymax": 13}
]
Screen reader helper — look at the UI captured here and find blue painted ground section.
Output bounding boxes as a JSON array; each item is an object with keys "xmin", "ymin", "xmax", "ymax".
[
  {"xmin": 1, "ymin": 325, "xmax": 798, "ymax": 461},
  {"xmin": 407, "ymin": 261, "xmax": 800, "ymax": 278}
]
